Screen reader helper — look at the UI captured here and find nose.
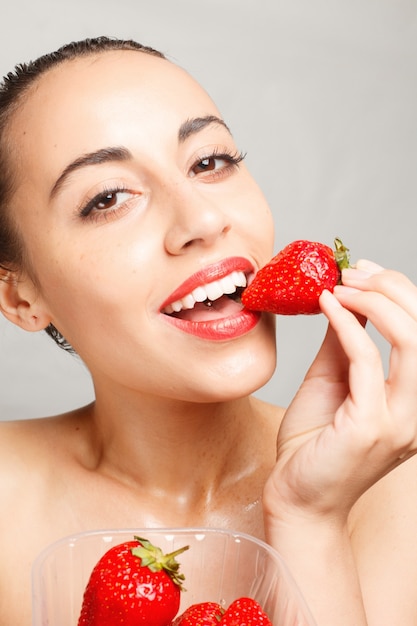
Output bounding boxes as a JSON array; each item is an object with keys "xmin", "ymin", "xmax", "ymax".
[{"xmin": 163, "ymin": 183, "xmax": 232, "ymax": 255}]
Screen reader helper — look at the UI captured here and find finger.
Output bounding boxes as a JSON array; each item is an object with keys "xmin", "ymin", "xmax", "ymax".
[
  {"xmin": 342, "ymin": 260, "xmax": 417, "ymax": 320},
  {"xmin": 305, "ymin": 307, "xmax": 367, "ymax": 383},
  {"xmin": 319, "ymin": 290, "xmax": 386, "ymax": 411},
  {"xmin": 333, "ymin": 286, "xmax": 417, "ymax": 418},
  {"xmin": 333, "ymin": 286, "xmax": 417, "ymax": 348},
  {"xmin": 304, "ymin": 321, "xmax": 349, "ymax": 378}
]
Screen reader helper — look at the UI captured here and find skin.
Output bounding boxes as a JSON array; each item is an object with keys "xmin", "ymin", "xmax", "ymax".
[
  {"xmin": 1, "ymin": 50, "xmax": 417, "ymax": 625},
  {"xmin": 0, "ymin": 51, "xmax": 279, "ymax": 624}
]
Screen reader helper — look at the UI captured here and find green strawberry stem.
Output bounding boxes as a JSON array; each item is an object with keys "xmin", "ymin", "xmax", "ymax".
[
  {"xmin": 131, "ymin": 536, "xmax": 189, "ymax": 590},
  {"xmin": 334, "ymin": 237, "xmax": 350, "ymax": 274}
]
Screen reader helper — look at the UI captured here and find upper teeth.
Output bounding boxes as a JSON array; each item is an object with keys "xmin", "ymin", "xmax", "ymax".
[{"xmin": 163, "ymin": 271, "xmax": 247, "ymax": 314}]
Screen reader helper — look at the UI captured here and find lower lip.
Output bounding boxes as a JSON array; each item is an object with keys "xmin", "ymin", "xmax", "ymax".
[{"xmin": 162, "ymin": 309, "xmax": 261, "ymax": 340}]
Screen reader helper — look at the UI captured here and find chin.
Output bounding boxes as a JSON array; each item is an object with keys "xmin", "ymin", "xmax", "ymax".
[
  {"xmin": 213, "ymin": 320, "xmax": 277, "ymax": 399},
  {"xmin": 221, "ymin": 359, "xmax": 276, "ymax": 400},
  {"xmin": 189, "ymin": 342, "xmax": 277, "ymax": 403}
]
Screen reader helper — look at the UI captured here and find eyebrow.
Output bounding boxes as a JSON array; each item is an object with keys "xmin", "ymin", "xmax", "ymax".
[
  {"xmin": 50, "ymin": 116, "xmax": 231, "ymax": 199},
  {"xmin": 50, "ymin": 146, "xmax": 132, "ymax": 199},
  {"xmin": 178, "ymin": 115, "xmax": 231, "ymax": 142}
]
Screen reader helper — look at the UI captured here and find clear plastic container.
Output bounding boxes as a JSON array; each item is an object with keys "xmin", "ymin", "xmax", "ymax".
[{"xmin": 32, "ymin": 527, "xmax": 317, "ymax": 626}]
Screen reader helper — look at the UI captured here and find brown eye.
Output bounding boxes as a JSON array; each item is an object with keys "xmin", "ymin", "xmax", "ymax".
[
  {"xmin": 96, "ymin": 192, "xmax": 118, "ymax": 211},
  {"xmin": 79, "ymin": 188, "xmax": 133, "ymax": 218},
  {"xmin": 189, "ymin": 151, "xmax": 245, "ymax": 179},
  {"xmin": 192, "ymin": 156, "xmax": 217, "ymax": 174}
]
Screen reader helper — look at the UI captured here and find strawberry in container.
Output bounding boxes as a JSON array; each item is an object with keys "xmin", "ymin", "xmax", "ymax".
[{"xmin": 77, "ymin": 536, "xmax": 188, "ymax": 626}]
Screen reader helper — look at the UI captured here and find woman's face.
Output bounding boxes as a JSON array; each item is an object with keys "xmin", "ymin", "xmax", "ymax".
[{"xmin": 8, "ymin": 51, "xmax": 276, "ymax": 402}]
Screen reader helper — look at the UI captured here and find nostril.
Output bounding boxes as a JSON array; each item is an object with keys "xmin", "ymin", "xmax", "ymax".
[{"xmin": 164, "ymin": 211, "xmax": 232, "ymax": 255}]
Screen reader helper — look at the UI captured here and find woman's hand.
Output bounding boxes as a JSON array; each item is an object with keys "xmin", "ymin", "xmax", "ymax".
[
  {"xmin": 266, "ymin": 259, "xmax": 417, "ymax": 522},
  {"xmin": 263, "ymin": 260, "xmax": 417, "ymax": 626}
]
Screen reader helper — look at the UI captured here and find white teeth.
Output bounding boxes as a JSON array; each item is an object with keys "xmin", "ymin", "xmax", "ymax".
[
  {"xmin": 192, "ymin": 286, "xmax": 208, "ymax": 303},
  {"xmin": 170, "ymin": 300, "xmax": 183, "ymax": 313},
  {"xmin": 180, "ymin": 294, "xmax": 195, "ymax": 310},
  {"xmin": 163, "ymin": 270, "xmax": 247, "ymax": 314},
  {"xmin": 231, "ymin": 271, "xmax": 247, "ymax": 288},
  {"xmin": 219, "ymin": 275, "xmax": 236, "ymax": 294},
  {"xmin": 205, "ymin": 281, "xmax": 225, "ymax": 301}
]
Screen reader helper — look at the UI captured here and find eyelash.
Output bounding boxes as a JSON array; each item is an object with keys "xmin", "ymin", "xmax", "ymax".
[
  {"xmin": 79, "ymin": 185, "xmax": 132, "ymax": 221},
  {"xmin": 78, "ymin": 148, "xmax": 246, "ymax": 222},
  {"xmin": 190, "ymin": 149, "xmax": 246, "ymax": 178}
]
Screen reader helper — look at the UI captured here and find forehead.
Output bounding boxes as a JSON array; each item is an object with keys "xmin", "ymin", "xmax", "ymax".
[
  {"xmin": 22, "ymin": 49, "xmax": 217, "ymax": 121},
  {"xmin": 9, "ymin": 51, "xmax": 220, "ymax": 179}
]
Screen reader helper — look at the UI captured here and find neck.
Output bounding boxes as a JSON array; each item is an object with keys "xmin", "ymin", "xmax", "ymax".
[{"xmin": 84, "ymin": 390, "xmax": 264, "ymax": 501}]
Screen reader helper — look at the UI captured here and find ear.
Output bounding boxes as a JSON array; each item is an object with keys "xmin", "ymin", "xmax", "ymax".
[{"xmin": 0, "ymin": 269, "xmax": 52, "ymax": 332}]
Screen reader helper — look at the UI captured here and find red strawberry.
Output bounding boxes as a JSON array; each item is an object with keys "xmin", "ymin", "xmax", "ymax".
[
  {"xmin": 77, "ymin": 536, "xmax": 189, "ymax": 626},
  {"xmin": 242, "ymin": 238, "xmax": 350, "ymax": 315},
  {"xmin": 219, "ymin": 597, "xmax": 272, "ymax": 625},
  {"xmin": 171, "ymin": 601, "xmax": 225, "ymax": 624}
]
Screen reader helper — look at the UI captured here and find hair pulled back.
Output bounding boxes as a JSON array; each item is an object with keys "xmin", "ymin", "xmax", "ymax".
[{"xmin": 0, "ymin": 36, "xmax": 165, "ymax": 352}]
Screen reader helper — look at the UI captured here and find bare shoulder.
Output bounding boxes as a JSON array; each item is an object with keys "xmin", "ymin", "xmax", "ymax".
[
  {"xmin": 0, "ymin": 405, "xmax": 93, "ymax": 488},
  {"xmin": 349, "ymin": 454, "xmax": 417, "ymax": 623},
  {"xmin": 0, "ymin": 416, "xmax": 55, "ymax": 474},
  {"xmin": 0, "ymin": 408, "xmax": 93, "ymax": 625}
]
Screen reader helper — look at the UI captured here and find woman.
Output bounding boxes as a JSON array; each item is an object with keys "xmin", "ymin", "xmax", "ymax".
[{"xmin": 1, "ymin": 37, "xmax": 417, "ymax": 625}]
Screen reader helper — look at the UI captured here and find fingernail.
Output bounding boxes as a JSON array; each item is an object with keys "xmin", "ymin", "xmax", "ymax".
[
  {"xmin": 342, "ymin": 268, "xmax": 372, "ymax": 280},
  {"xmin": 320, "ymin": 288, "xmax": 342, "ymax": 307},
  {"xmin": 333, "ymin": 284, "xmax": 361, "ymax": 295},
  {"xmin": 355, "ymin": 259, "xmax": 384, "ymax": 274},
  {"xmin": 342, "ymin": 259, "xmax": 384, "ymax": 281}
]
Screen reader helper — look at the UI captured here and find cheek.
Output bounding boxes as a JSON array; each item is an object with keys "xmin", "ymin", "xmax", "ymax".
[
  {"xmin": 232, "ymin": 178, "xmax": 275, "ymax": 257},
  {"xmin": 260, "ymin": 208, "xmax": 275, "ymax": 252},
  {"xmin": 29, "ymin": 237, "xmax": 147, "ymax": 336}
]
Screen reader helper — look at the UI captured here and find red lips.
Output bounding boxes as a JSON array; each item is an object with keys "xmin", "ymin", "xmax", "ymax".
[{"xmin": 160, "ymin": 257, "xmax": 260, "ymax": 340}]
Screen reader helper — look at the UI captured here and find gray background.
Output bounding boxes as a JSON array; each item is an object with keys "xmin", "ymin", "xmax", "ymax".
[{"xmin": 0, "ymin": 0, "xmax": 416, "ymax": 420}]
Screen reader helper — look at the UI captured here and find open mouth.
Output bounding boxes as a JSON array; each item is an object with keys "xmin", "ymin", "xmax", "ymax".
[{"xmin": 161, "ymin": 270, "xmax": 247, "ymax": 320}]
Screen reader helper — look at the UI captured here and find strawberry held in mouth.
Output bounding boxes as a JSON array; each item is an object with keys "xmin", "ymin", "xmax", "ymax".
[
  {"xmin": 160, "ymin": 257, "xmax": 260, "ymax": 340},
  {"xmin": 242, "ymin": 238, "xmax": 350, "ymax": 315},
  {"xmin": 162, "ymin": 269, "xmax": 246, "ymax": 316}
]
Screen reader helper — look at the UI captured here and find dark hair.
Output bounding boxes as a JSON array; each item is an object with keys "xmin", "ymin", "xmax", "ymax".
[{"xmin": 0, "ymin": 36, "xmax": 165, "ymax": 352}]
